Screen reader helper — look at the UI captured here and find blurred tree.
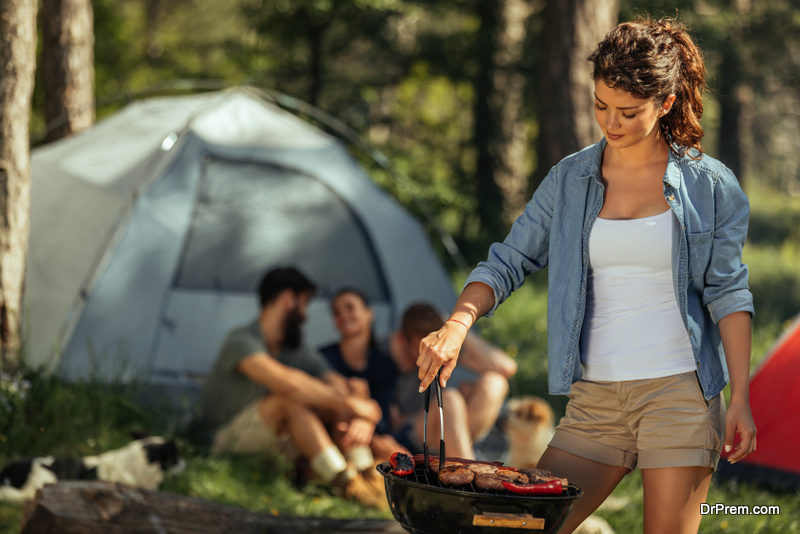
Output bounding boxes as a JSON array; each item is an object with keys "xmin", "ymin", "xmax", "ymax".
[
  {"xmin": 243, "ymin": 0, "xmax": 337, "ymax": 106},
  {"xmin": 39, "ymin": 0, "xmax": 797, "ymax": 264},
  {"xmin": 40, "ymin": 0, "xmax": 95, "ymax": 142},
  {"xmin": 725, "ymin": 0, "xmax": 800, "ymax": 192},
  {"xmin": 242, "ymin": 0, "xmax": 404, "ymax": 110},
  {"xmin": 534, "ymin": 0, "xmax": 618, "ymax": 189},
  {"xmin": 0, "ymin": 0, "xmax": 37, "ymax": 369},
  {"xmin": 473, "ymin": 0, "xmax": 534, "ymax": 234},
  {"xmin": 368, "ymin": 5, "xmax": 488, "ymax": 262},
  {"xmin": 715, "ymin": 0, "xmax": 752, "ymax": 186}
]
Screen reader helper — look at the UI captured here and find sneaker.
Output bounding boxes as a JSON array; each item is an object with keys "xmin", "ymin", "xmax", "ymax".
[
  {"xmin": 340, "ymin": 472, "xmax": 389, "ymax": 510},
  {"xmin": 361, "ymin": 465, "xmax": 388, "ymax": 501}
]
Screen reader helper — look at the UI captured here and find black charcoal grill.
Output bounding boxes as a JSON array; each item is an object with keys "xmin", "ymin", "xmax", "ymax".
[
  {"xmin": 378, "ymin": 462, "xmax": 582, "ymax": 533},
  {"xmin": 377, "ymin": 372, "xmax": 583, "ymax": 533}
]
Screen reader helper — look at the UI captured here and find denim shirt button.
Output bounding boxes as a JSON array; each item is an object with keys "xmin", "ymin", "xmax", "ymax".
[{"xmin": 668, "ymin": 194, "xmax": 676, "ymax": 201}]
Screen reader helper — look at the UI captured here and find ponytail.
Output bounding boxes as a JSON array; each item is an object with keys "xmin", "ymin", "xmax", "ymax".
[{"xmin": 658, "ymin": 19, "xmax": 706, "ymax": 157}]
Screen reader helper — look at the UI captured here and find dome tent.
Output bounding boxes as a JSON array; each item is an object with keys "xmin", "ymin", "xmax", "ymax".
[
  {"xmin": 716, "ymin": 315, "xmax": 800, "ymax": 491},
  {"xmin": 23, "ymin": 87, "xmax": 457, "ymax": 395}
]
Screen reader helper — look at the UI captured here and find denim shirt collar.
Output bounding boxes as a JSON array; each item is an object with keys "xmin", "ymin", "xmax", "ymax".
[
  {"xmin": 664, "ymin": 148, "xmax": 684, "ymax": 190},
  {"xmin": 575, "ymin": 139, "xmax": 605, "ymax": 182}
]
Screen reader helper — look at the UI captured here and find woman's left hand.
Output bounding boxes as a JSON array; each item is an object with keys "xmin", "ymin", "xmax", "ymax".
[{"xmin": 723, "ymin": 397, "xmax": 756, "ymax": 463}]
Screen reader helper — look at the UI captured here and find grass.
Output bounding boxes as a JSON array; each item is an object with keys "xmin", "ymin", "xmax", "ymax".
[
  {"xmin": 1, "ymin": 182, "xmax": 798, "ymax": 533},
  {"xmin": 593, "ymin": 470, "xmax": 800, "ymax": 533}
]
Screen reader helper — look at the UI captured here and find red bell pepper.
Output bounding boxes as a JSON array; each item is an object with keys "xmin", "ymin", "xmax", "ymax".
[
  {"xmin": 390, "ymin": 452, "xmax": 415, "ymax": 476},
  {"xmin": 502, "ymin": 480, "xmax": 564, "ymax": 495}
]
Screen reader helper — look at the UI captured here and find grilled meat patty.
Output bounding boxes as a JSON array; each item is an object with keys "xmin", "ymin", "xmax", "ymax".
[
  {"xmin": 466, "ymin": 462, "xmax": 498, "ymax": 475},
  {"xmin": 474, "ymin": 467, "xmax": 529, "ymax": 490},
  {"xmin": 520, "ymin": 467, "xmax": 568, "ymax": 488},
  {"xmin": 437, "ymin": 465, "xmax": 475, "ymax": 486},
  {"xmin": 427, "ymin": 458, "xmax": 466, "ymax": 473}
]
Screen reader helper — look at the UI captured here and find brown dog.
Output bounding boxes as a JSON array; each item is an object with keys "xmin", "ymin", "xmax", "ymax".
[{"xmin": 502, "ymin": 396, "xmax": 555, "ymax": 468}]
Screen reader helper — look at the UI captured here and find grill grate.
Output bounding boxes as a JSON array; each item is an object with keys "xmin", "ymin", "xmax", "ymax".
[{"xmin": 379, "ymin": 462, "xmax": 581, "ymax": 498}]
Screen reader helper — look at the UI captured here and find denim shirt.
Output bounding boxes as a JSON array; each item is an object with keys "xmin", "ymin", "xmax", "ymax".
[{"xmin": 465, "ymin": 139, "xmax": 754, "ymax": 400}]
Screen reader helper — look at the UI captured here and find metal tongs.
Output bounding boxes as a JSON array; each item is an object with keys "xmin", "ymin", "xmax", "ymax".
[{"xmin": 423, "ymin": 369, "xmax": 445, "ymax": 474}]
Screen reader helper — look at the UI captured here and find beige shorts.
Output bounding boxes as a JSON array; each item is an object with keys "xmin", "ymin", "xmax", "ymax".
[
  {"xmin": 211, "ymin": 400, "xmax": 293, "ymax": 457},
  {"xmin": 550, "ymin": 372, "xmax": 725, "ymax": 470}
]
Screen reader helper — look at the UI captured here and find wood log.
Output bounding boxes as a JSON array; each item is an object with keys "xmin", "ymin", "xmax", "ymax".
[{"xmin": 20, "ymin": 481, "xmax": 405, "ymax": 534}]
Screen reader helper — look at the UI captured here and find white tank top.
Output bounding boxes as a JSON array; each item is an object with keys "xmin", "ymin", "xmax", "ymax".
[{"xmin": 580, "ymin": 209, "xmax": 696, "ymax": 381}]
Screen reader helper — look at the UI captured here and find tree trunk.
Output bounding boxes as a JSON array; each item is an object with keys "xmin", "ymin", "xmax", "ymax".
[
  {"xmin": 40, "ymin": 0, "xmax": 95, "ymax": 143},
  {"xmin": 307, "ymin": 7, "xmax": 336, "ymax": 108},
  {"xmin": 534, "ymin": 0, "xmax": 618, "ymax": 189},
  {"xmin": 144, "ymin": 0, "xmax": 164, "ymax": 60},
  {"xmin": 717, "ymin": 0, "xmax": 752, "ymax": 186},
  {"xmin": 473, "ymin": 0, "xmax": 533, "ymax": 236},
  {"xmin": 473, "ymin": 0, "xmax": 505, "ymax": 239},
  {"xmin": 308, "ymin": 23, "xmax": 325, "ymax": 107},
  {"xmin": 717, "ymin": 62, "xmax": 753, "ymax": 185},
  {"xmin": 492, "ymin": 0, "xmax": 534, "ymax": 224},
  {"xmin": 0, "ymin": 0, "xmax": 38, "ymax": 369}
]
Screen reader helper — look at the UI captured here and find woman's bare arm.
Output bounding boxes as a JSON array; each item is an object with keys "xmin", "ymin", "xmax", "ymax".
[
  {"xmin": 416, "ymin": 281, "xmax": 496, "ymax": 391},
  {"xmin": 718, "ymin": 311, "xmax": 756, "ymax": 462}
]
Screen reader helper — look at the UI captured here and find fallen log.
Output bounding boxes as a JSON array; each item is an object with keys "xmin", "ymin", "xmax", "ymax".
[{"xmin": 21, "ymin": 481, "xmax": 405, "ymax": 534}]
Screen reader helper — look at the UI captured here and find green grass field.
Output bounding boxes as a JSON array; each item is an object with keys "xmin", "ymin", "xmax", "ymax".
[{"xmin": 1, "ymin": 182, "xmax": 798, "ymax": 533}]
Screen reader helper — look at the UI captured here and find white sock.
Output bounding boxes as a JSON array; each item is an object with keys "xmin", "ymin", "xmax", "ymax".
[
  {"xmin": 310, "ymin": 444, "xmax": 348, "ymax": 484},
  {"xmin": 345, "ymin": 444, "xmax": 374, "ymax": 472}
]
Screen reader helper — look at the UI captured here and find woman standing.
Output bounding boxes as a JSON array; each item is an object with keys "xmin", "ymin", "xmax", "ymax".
[{"xmin": 416, "ymin": 17, "xmax": 756, "ymax": 534}]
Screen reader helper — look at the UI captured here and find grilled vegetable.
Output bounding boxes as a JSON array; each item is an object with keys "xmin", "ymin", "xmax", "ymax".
[
  {"xmin": 502, "ymin": 480, "xmax": 564, "ymax": 495},
  {"xmin": 390, "ymin": 452, "xmax": 415, "ymax": 476}
]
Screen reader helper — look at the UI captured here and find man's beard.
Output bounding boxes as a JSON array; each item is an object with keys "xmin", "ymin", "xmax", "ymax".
[{"xmin": 283, "ymin": 307, "xmax": 304, "ymax": 349}]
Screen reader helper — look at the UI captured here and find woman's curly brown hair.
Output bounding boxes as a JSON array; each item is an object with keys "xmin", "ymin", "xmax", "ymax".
[{"xmin": 588, "ymin": 17, "xmax": 706, "ymax": 158}]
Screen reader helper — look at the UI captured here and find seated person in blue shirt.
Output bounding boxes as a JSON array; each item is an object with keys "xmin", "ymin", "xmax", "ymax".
[{"xmin": 319, "ymin": 288, "xmax": 410, "ymax": 463}]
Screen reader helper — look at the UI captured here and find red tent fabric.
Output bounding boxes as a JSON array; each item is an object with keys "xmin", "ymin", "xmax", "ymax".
[
  {"xmin": 744, "ymin": 316, "xmax": 800, "ymax": 473},
  {"xmin": 717, "ymin": 315, "xmax": 800, "ymax": 490}
]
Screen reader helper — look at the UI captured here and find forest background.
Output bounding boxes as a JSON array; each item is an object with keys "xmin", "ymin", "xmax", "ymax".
[
  {"xmin": 1, "ymin": 0, "xmax": 799, "ymax": 532},
  {"xmin": 29, "ymin": 0, "xmax": 800, "ymax": 260}
]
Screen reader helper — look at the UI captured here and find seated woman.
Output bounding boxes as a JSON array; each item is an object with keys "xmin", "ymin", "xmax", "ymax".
[{"xmin": 318, "ymin": 288, "xmax": 410, "ymax": 463}]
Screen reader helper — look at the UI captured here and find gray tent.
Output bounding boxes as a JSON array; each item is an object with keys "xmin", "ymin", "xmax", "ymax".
[{"xmin": 24, "ymin": 87, "xmax": 457, "ymax": 393}]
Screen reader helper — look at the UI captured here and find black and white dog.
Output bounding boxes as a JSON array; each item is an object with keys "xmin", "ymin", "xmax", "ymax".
[{"xmin": 0, "ymin": 436, "xmax": 184, "ymax": 502}]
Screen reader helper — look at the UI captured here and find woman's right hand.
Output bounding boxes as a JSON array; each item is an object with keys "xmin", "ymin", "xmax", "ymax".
[{"xmin": 416, "ymin": 320, "xmax": 470, "ymax": 392}]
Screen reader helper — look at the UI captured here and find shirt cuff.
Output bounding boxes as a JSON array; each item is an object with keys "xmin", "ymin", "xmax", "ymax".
[{"xmin": 707, "ymin": 288, "xmax": 755, "ymax": 324}]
